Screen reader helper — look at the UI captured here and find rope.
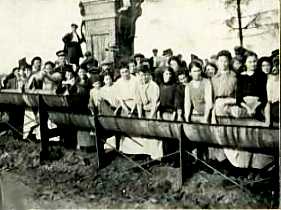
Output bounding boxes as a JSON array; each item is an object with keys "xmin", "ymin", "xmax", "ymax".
[
  {"xmin": 127, "ymin": 151, "xmax": 180, "ymax": 170},
  {"xmin": 184, "ymin": 150, "xmax": 252, "ymax": 194},
  {"xmin": 4, "ymin": 122, "xmax": 33, "ymax": 143},
  {"xmin": 102, "ymin": 139, "xmax": 152, "ymax": 176}
]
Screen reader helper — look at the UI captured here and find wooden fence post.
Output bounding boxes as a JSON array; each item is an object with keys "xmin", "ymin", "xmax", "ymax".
[{"xmin": 38, "ymin": 95, "xmax": 49, "ymax": 162}]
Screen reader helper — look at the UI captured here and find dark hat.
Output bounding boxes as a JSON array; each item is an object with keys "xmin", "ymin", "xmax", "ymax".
[
  {"xmin": 271, "ymin": 49, "xmax": 279, "ymax": 59},
  {"xmin": 64, "ymin": 66, "xmax": 74, "ymax": 73},
  {"xmin": 134, "ymin": 53, "xmax": 145, "ymax": 59},
  {"xmin": 258, "ymin": 56, "xmax": 272, "ymax": 65},
  {"xmin": 139, "ymin": 63, "xmax": 151, "ymax": 74},
  {"xmin": 18, "ymin": 57, "xmax": 27, "ymax": 68},
  {"xmin": 71, "ymin": 23, "xmax": 78, "ymax": 28},
  {"xmin": 84, "ymin": 51, "xmax": 92, "ymax": 57},
  {"xmin": 88, "ymin": 65, "xmax": 100, "ymax": 74},
  {"xmin": 56, "ymin": 50, "xmax": 66, "ymax": 56},
  {"xmin": 234, "ymin": 46, "xmax": 247, "ymax": 56},
  {"xmin": 191, "ymin": 54, "xmax": 203, "ymax": 66},
  {"xmin": 163, "ymin": 48, "xmax": 173, "ymax": 56},
  {"xmin": 90, "ymin": 74, "xmax": 101, "ymax": 84},
  {"xmin": 233, "ymin": 55, "xmax": 244, "ymax": 62}
]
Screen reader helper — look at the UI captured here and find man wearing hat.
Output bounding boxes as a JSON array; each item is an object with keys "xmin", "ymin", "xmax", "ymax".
[
  {"xmin": 162, "ymin": 48, "xmax": 173, "ymax": 67},
  {"xmin": 62, "ymin": 23, "xmax": 84, "ymax": 67},
  {"xmin": 149, "ymin": 49, "xmax": 160, "ymax": 71},
  {"xmin": 55, "ymin": 50, "xmax": 73, "ymax": 73}
]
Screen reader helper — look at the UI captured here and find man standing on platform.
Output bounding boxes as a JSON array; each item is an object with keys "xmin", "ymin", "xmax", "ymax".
[{"xmin": 62, "ymin": 23, "xmax": 84, "ymax": 68}]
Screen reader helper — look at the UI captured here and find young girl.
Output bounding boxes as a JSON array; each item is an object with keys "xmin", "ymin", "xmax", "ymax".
[{"xmin": 88, "ymin": 74, "xmax": 102, "ymax": 114}]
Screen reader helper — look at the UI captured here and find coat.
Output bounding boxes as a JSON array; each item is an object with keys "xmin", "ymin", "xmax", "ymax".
[{"xmin": 62, "ymin": 32, "xmax": 83, "ymax": 65}]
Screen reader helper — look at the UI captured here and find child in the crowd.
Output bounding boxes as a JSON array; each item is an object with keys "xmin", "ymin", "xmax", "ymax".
[
  {"xmin": 88, "ymin": 74, "xmax": 102, "ymax": 114},
  {"xmin": 60, "ymin": 68, "xmax": 76, "ymax": 95}
]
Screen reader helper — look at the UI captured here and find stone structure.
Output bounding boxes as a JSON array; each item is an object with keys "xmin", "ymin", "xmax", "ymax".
[{"xmin": 80, "ymin": 0, "xmax": 143, "ymax": 66}]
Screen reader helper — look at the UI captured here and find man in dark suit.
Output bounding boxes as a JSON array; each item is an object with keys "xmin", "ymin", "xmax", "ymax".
[
  {"xmin": 62, "ymin": 23, "xmax": 84, "ymax": 67},
  {"xmin": 149, "ymin": 48, "xmax": 160, "ymax": 71},
  {"xmin": 54, "ymin": 50, "xmax": 73, "ymax": 93}
]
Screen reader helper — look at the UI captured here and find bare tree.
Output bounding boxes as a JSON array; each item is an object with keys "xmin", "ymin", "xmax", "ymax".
[{"xmin": 222, "ymin": 0, "xmax": 279, "ymax": 47}]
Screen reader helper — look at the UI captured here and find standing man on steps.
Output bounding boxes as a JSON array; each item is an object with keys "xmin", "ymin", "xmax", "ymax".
[{"xmin": 62, "ymin": 23, "xmax": 84, "ymax": 68}]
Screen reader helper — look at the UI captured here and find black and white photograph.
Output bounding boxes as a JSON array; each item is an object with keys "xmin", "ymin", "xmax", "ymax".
[{"xmin": 0, "ymin": 0, "xmax": 279, "ymax": 209}]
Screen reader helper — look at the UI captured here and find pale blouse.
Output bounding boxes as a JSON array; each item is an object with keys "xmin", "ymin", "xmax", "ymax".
[
  {"xmin": 185, "ymin": 78, "xmax": 213, "ymax": 115},
  {"xmin": 267, "ymin": 75, "xmax": 280, "ymax": 103}
]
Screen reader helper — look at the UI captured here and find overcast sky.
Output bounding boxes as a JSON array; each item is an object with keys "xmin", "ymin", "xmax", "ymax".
[
  {"xmin": 0, "ymin": 0, "xmax": 279, "ymax": 74},
  {"xmin": 0, "ymin": 0, "xmax": 81, "ymax": 74},
  {"xmin": 135, "ymin": 0, "xmax": 279, "ymax": 61}
]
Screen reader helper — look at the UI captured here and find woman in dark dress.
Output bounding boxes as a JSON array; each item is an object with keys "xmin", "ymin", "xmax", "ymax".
[
  {"xmin": 158, "ymin": 67, "xmax": 180, "ymax": 163},
  {"xmin": 158, "ymin": 67, "xmax": 179, "ymax": 121},
  {"xmin": 236, "ymin": 51, "xmax": 267, "ymax": 120}
]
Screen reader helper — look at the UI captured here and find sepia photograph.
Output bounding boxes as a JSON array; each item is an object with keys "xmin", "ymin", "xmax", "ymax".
[{"xmin": 0, "ymin": 0, "xmax": 279, "ymax": 209}]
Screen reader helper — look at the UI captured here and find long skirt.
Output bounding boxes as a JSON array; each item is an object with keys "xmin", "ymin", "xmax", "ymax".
[
  {"xmin": 211, "ymin": 99, "xmax": 273, "ymax": 169},
  {"xmin": 119, "ymin": 110, "xmax": 163, "ymax": 160},
  {"xmin": 77, "ymin": 131, "xmax": 95, "ymax": 148}
]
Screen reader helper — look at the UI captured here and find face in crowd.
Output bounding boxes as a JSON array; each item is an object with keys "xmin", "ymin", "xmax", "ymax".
[
  {"xmin": 103, "ymin": 74, "xmax": 113, "ymax": 87},
  {"xmin": 139, "ymin": 71, "xmax": 150, "ymax": 84},
  {"xmin": 245, "ymin": 55, "xmax": 257, "ymax": 72},
  {"xmin": 25, "ymin": 66, "xmax": 32, "ymax": 77},
  {"xmin": 58, "ymin": 55, "xmax": 66, "ymax": 66},
  {"xmin": 71, "ymin": 25, "xmax": 77, "ymax": 33},
  {"xmin": 65, "ymin": 71, "xmax": 74, "ymax": 80},
  {"xmin": 205, "ymin": 64, "xmax": 217, "ymax": 78},
  {"xmin": 44, "ymin": 63, "xmax": 54, "ymax": 74},
  {"xmin": 128, "ymin": 62, "xmax": 136, "ymax": 75},
  {"xmin": 261, "ymin": 60, "xmax": 271, "ymax": 75},
  {"xmin": 78, "ymin": 68, "xmax": 87, "ymax": 80},
  {"xmin": 232, "ymin": 59, "xmax": 242, "ymax": 71},
  {"xmin": 178, "ymin": 73, "xmax": 188, "ymax": 85},
  {"xmin": 33, "ymin": 59, "xmax": 42, "ymax": 72},
  {"xmin": 169, "ymin": 59, "xmax": 180, "ymax": 72},
  {"xmin": 217, "ymin": 56, "xmax": 229, "ymax": 72},
  {"xmin": 271, "ymin": 57, "xmax": 279, "ymax": 76},
  {"xmin": 92, "ymin": 81, "xmax": 101, "ymax": 89},
  {"xmin": 163, "ymin": 69, "xmax": 172, "ymax": 83},
  {"xmin": 120, "ymin": 67, "xmax": 130, "ymax": 80},
  {"xmin": 190, "ymin": 63, "xmax": 202, "ymax": 81},
  {"xmin": 135, "ymin": 57, "xmax": 142, "ymax": 65}
]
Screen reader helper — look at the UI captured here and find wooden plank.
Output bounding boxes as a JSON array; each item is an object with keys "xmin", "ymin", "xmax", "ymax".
[{"xmin": 97, "ymin": 116, "xmax": 182, "ymax": 140}]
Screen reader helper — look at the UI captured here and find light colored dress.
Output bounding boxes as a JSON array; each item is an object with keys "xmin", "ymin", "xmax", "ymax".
[
  {"xmin": 113, "ymin": 76, "xmax": 138, "ymax": 111},
  {"xmin": 119, "ymin": 79, "xmax": 163, "ymax": 160},
  {"xmin": 185, "ymin": 78, "xmax": 213, "ymax": 122},
  {"xmin": 211, "ymin": 71, "xmax": 237, "ymax": 117}
]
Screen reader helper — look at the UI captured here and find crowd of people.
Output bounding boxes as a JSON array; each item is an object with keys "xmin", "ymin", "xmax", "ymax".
[
  {"xmin": 2, "ymin": 46, "xmax": 279, "ymax": 126},
  {"xmin": 0, "ymin": 42, "xmax": 279, "ymax": 169}
]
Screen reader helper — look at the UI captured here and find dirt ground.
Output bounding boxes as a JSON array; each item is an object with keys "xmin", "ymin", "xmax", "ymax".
[{"xmin": 0, "ymin": 133, "xmax": 279, "ymax": 209}]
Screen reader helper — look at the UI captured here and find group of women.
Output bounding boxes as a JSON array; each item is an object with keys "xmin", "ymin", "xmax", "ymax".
[
  {"xmin": 86, "ymin": 48, "xmax": 279, "ymax": 169},
  {"xmin": 1, "ymin": 47, "xmax": 279, "ymax": 169}
]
